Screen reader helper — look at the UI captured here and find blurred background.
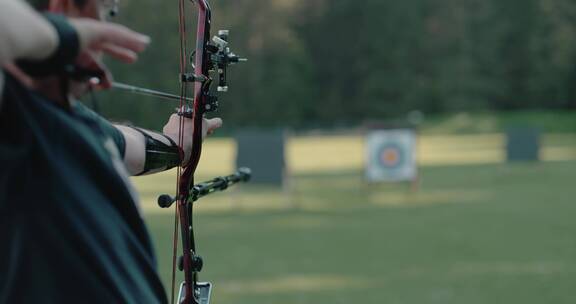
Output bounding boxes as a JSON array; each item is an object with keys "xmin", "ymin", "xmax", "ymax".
[{"xmin": 93, "ymin": 0, "xmax": 576, "ymax": 303}]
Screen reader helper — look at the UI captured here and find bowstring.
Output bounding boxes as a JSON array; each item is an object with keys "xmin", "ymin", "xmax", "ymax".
[{"xmin": 173, "ymin": 0, "xmax": 189, "ymax": 302}]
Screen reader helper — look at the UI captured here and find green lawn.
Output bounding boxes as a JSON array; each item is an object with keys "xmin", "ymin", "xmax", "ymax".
[{"xmin": 133, "ymin": 132, "xmax": 576, "ymax": 304}]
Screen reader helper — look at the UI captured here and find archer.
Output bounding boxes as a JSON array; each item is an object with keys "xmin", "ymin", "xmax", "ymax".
[{"xmin": 0, "ymin": 0, "xmax": 221, "ymax": 302}]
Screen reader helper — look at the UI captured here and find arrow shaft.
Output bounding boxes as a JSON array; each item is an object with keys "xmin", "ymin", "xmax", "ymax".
[{"xmin": 112, "ymin": 82, "xmax": 194, "ymax": 103}]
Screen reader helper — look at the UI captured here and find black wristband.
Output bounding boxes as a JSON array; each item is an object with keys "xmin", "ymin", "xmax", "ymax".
[
  {"xmin": 127, "ymin": 126, "xmax": 183, "ymax": 176},
  {"xmin": 16, "ymin": 13, "xmax": 80, "ymax": 77}
]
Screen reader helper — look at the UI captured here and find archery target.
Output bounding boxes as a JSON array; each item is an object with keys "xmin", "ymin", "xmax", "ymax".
[{"xmin": 366, "ymin": 129, "xmax": 417, "ymax": 182}]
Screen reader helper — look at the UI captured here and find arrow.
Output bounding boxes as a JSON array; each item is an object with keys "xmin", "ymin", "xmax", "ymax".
[{"xmin": 112, "ymin": 82, "xmax": 194, "ymax": 103}]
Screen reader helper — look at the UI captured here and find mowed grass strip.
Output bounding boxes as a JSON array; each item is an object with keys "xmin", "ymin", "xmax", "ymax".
[{"xmin": 132, "ymin": 133, "xmax": 576, "ymax": 212}]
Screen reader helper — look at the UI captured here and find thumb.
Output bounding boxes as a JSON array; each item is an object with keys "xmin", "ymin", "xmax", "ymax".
[{"xmin": 205, "ymin": 118, "xmax": 223, "ymax": 135}]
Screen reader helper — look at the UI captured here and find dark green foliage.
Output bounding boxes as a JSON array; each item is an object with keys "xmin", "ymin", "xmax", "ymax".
[{"xmin": 92, "ymin": 0, "xmax": 576, "ymax": 130}]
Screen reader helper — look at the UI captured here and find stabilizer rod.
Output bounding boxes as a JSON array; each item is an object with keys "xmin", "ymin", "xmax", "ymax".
[
  {"xmin": 189, "ymin": 167, "xmax": 251, "ymax": 202},
  {"xmin": 158, "ymin": 168, "xmax": 252, "ymax": 208}
]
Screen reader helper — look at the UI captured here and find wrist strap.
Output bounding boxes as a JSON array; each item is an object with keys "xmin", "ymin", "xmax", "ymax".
[
  {"xmin": 16, "ymin": 13, "xmax": 80, "ymax": 77},
  {"xmin": 127, "ymin": 126, "xmax": 183, "ymax": 176}
]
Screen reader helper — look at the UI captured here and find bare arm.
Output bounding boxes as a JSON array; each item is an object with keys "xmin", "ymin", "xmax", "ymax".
[
  {"xmin": 116, "ymin": 116, "xmax": 222, "ymax": 176},
  {"xmin": 0, "ymin": 1, "xmax": 150, "ymax": 107},
  {"xmin": 0, "ymin": 0, "xmax": 58, "ymax": 103},
  {"xmin": 0, "ymin": 0, "xmax": 58, "ymax": 66}
]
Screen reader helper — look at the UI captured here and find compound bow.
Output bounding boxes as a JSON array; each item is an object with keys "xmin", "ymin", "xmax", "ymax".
[{"xmin": 154, "ymin": 1, "xmax": 249, "ymax": 303}]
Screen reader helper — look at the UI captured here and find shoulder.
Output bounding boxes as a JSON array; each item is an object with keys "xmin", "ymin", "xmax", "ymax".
[
  {"xmin": 72, "ymin": 102, "xmax": 127, "ymax": 157},
  {"xmin": 72, "ymin": 101, "xmax": 99, "ymax": 120},
  {"xmin": 0, "ymin": 70, "xmax": 37, "ymax": 115}
]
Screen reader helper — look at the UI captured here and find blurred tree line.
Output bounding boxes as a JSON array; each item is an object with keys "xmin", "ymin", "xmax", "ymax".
[{"xmin": 96, "ymin": 0, "xmax": 576, "ymax": 130}]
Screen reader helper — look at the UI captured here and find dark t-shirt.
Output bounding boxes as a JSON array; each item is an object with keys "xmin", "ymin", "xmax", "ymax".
[{"xmin": 0, "ymin": 73, "xmax": 167, "ymax": 303}]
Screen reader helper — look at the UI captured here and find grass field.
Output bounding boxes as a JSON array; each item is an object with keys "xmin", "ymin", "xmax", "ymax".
[{"xmin": 134, "ymin": 134, "xmax": 576, "ymax": 304}]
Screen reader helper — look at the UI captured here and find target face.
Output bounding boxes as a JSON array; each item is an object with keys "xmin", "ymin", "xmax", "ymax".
[{"xmin": 366, "ymin": 129, "xmax": 417, "ymax": 182}]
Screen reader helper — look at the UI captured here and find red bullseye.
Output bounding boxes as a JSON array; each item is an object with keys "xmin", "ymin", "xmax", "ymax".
[{"xmin": 380, "ymin": 148, "xmax": 400, "ymax": 166}]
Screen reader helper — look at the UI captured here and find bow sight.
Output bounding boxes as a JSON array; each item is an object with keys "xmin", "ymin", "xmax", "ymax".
[
  {"xmin": 209, "ymin": 30, "xmax": 248, "ymax": 93},
  {"xmin": 182, "ymin": 30, "xmax": 247, "ymax": 114}
]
